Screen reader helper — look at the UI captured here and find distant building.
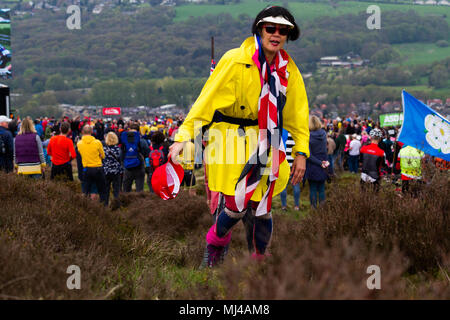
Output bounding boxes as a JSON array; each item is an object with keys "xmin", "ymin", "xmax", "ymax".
[
  {"xmin": 414, "ymin": 0, "xmax": 424, "ymax": 4},
  {"xmin": 331, "ymin": 61, "xmax": 352, "ymax": 68},
  {"xmin": 425, "ymin": 0, "xmax": 437, "ymax": 4},
  {"xmin": 438, "ymin": 0, "xmax": 450, "ymax": 5},
  {"xmin": 92, "ymin": 4, "xmax": 104, "ymax": 14},
  {"xmin": 427, "ymin": 99, "xmax": 443, "ymax": 106},
  {"xmin": 320, "ymin": 56, "xmax": 340, "ymax": 66},
  {"xmin": 319, "ymin": 53, "xmax": 366, "ymax": 69},
  {"xmin": 160, "ymin": 0, "xmax": 176, "ymax": 6}
]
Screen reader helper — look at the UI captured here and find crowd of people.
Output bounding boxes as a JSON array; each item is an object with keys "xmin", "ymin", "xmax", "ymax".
[
  {"xmin": 0, "ymin": 111, "xmax": 446, "ymax": 207},
  {"xmin": 0, "ymin": 114, "xmax": 196, "ymax": 206}
]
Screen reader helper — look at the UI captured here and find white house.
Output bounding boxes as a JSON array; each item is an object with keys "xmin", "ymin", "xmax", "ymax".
[{"xmin": 438, "ymin": 0, "xmax": 450, "ymax": 5}]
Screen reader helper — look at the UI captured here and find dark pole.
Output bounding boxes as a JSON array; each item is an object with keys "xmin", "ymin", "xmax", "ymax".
[{"xmin": 211, "ymin": 36, "xmax": 214, "ymax": 62}]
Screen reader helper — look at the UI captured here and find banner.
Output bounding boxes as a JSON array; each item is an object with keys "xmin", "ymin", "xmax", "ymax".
[
  {"xmin": 0, "ymin": 8, "xmax": 11, "ymax": 79},
  {"xmin": 379, "ymin": 113, "xmax": 403, "ymax": 127},
  {"xmin": 398, "ymin": 90, "xmax": 449, "ymax": 161},
  {"xmin": 102, "ymin": 107, "xmax": 121, "ymax": 116}
]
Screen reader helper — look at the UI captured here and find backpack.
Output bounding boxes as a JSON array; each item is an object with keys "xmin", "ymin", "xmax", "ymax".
[
  {"xmin": 122, "ymin": 131, "xmax": 141, "ymax": 169},
  {"xmin": 149, "ymin": 145, "xmax": 164, "ymax": 170},
  {"xmin": 0, "ymin": 135, "xmax": 6, "ymax": 155}
]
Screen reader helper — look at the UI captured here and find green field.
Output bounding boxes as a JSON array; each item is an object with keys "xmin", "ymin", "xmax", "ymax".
[
  {"xmin": 174, "ymin": 0, "xmax": 450, "ymax": 24},
  {"xmin": 393, "ymin": 42, "xmax": 450, "ymax": 66}
]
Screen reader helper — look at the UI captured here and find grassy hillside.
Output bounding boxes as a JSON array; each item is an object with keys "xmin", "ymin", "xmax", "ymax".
[
  {"xmin": 175, "ymin": 0, "xmax": 450, "ymax": 25},
  {"xmin": 0, "ymin": 167, "xmax": 448, "ymax": 300},
  {"xmin": 393, "ymin": 42, "xmax": 450, "ymax": 66}
]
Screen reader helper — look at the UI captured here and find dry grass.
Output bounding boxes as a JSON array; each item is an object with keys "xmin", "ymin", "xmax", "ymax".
[{"xmin": 0, "ymin": 166, "xmax": 448, "ymax": 299}]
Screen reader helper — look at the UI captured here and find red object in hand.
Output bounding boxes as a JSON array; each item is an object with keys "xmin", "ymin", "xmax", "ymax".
[{"xmin": 151, "ymin": 158, "xmax": 185, "ymax": 200}]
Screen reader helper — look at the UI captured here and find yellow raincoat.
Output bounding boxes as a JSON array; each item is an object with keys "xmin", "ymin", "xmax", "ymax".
[{"xmin": 175, "ymin": 37, "xmax": 309, "ymax": 201}]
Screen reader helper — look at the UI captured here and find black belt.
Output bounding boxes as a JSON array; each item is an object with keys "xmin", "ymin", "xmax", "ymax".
[
  {"xmin": 210, "ymin": 111, "xmax": 258, "ymax": 127},
  {"xmin": 197, "ymin": 111, "xmax": 258, "ymax": 142}
]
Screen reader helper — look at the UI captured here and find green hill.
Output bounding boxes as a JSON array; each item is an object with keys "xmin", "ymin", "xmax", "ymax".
[
  {"xmin": 393, "ymin": 42, "xmax": 450, "ymax": 66},
  {"xmin": 175, "ymin": 0, "xmax": 450, "ymax": 26}
]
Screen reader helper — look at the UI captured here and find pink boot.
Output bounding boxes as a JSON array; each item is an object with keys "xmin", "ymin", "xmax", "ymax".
[
  {"xmin": 251, "ymin": 252, "xmax": 272, "ymax": 261},
  {"xmin": 204, "ymin": 224, "xmax": 232, "ymax": 267},
  {"xmin": 206, "ymin": 224, "xmax": 232, "ymax": 247}
]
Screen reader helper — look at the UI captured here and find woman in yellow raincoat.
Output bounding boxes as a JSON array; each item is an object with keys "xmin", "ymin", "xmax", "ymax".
[{"xmin": 170, "ymin": 6, "xmax": 309, "ymax": 266}]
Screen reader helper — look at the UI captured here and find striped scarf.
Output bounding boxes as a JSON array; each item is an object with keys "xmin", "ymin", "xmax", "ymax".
[{"xmin": 234, "ymin": 35, "xmax": 288, "ymax": 216}]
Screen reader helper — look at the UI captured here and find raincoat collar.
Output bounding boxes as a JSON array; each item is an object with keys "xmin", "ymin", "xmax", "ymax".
[
  {"xmin": 235, "ymin": 37, "xmax": 293, "ymax": 70},
  {"xmin": 235, "ymin": 37, "xmax": 259, "ymax": 65}
]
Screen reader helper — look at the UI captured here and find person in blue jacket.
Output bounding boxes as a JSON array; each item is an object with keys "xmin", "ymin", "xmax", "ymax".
[{"xmin": 304, "ymin": 115, "xmax": 329, "ymax": 209}]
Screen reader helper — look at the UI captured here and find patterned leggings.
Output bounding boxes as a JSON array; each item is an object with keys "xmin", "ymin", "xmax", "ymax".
[{"xmin": 209, "ymin": 195, "xmax": 273, "ymax": 255}]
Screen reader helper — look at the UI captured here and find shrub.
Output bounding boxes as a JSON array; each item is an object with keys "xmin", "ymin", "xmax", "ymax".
[{"xmin": 436, "ymin": 40, "xmax": 449, "ymax": 48}]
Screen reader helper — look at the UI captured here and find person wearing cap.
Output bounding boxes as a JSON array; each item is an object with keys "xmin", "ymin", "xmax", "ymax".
[
  {"xmin": 169, "ymin": 6, "xmax": 309, "ymax": 266},
  {"xmin": 348, "ymin": 133, "xmax": 361, "ymax": 174},
  {"xmin": 0, "ymin": 115, "xmax": 14, "ymax": 173},
  {"xmin": 360, "ymin": 128, "xmax": 386, "ymax": 191}
]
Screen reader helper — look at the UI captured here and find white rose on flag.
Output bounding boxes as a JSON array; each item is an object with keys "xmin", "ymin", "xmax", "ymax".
[{"xmin": 424, "ymin": 114, "xmax": 450, "ymax": 154}]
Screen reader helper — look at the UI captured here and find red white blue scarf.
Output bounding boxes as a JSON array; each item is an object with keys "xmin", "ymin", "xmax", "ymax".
[{"xmin": 235, "ymin": 35, "xmax": 288, "ymax": 216}]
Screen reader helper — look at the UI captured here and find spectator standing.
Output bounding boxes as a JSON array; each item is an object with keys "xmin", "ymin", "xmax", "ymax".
[
  {"xmin": 94, "ymin": 119, "xmax": 105, "ymax": 141},
  {"xmin": 304, "ymin": 116, "xmax": 329, "ymax": 209},
  {"xmin": 103, "ymin": 131, "xmax": 123, "ymax": 205},
  {"xmin": 71, "ymin": 116, "xmax": 80, "ymax": 142},
  {"xmin": 360, "ymin": 128, "xmax": 386, "ymax": 191},
  {"xmin": 8, "ymin": 118, "xmax": 18, "ymax": 138},
  {"xmin": 398, "ymin": 145, "xmax": 425, "ymax": 197},
  {"xmin": 47, "ymin": 122, "xmax": 76, "ymax": 181},
  {"xmin": 34, "ymin": 119, "xmax": 44, "ymax": 140},
  {"xmin": 326, "ymin": 133, "xmax": 336, "ymax": 176},
  {"xmin": 121, "ymin": 123, "xmax": 149, "ymax": 192},
  {"xmin": 279, "ymin": 131, "xmax": 301, "ymax": 211},
  {"xmin": 0, "ymin": 115, "xmax": 14, "ymax": 173},
  {"xmin": 14, "ymin": 117, "xmax": 46, "ymax": 179},
  {"xmin": 139, "ymin": 121, "xmax": 150, "ymax": 139},
  {"xmin": 334, "ymin": 128, "xmax": 346, "ymax": 171},
  {"xmin": 348, "ymin": 134, "xmax": 361, "ymax": 173},
  {"xmin": 44, "ymin": 121, "xmax": 53, "ymax": 141},
  {"xmin": 77, "ymin": 125, "xmax": 107, "ymax": 205}
]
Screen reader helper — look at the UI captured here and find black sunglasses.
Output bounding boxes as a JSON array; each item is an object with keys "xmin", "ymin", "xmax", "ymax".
[{"xmin": 263, "ymin": 24, "xmax": 290, "ymax": 36}]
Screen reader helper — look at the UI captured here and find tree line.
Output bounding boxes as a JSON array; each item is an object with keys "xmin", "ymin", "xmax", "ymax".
[{"xmin": 7, "ymin": 6, "xmax": 449, "ymax": 111}]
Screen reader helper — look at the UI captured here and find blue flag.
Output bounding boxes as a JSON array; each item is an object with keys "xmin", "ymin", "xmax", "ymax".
[{"xmin": 398, "ymin": 90, "xmax": 450, "ymax": 161}]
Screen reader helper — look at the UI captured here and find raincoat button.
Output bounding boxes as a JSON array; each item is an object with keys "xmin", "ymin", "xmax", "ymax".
[{"xmin": 240, "ymin": 105, "xmax": 245, "ymax": 110}]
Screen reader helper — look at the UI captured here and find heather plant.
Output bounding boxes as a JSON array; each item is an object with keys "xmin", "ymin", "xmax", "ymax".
[
  {"xmin": 0, "ymin": 165, "xmax": 448, "ymax": 300},
  {"xmin": 0, "ymin": 173, "xmax": 145, "ymax": 299}
]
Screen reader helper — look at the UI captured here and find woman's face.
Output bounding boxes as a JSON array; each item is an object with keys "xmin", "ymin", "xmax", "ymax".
[{"xmin": 259, "ymin": 23, "xmax": 288, "ymax": 58}]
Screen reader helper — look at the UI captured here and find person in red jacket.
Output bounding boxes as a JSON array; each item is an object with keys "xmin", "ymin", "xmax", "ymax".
[
  {"xmin": 360, "ymin": 128, "xmax": 386, "ymax": 191},
  {"xmin": 47, "ymin": 122, "xmax": 76, "ymax": 181}
]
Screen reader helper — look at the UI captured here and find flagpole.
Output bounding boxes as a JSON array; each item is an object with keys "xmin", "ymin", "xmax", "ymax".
[{"xmin": 211, "ymin": 36, "xmax": 214, "ymax": 63}]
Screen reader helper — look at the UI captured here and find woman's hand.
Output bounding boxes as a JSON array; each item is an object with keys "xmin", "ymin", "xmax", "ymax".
[
  {"xmin": 321, "ymin": 160, "xmax": 330, "ymax": 169},
  {"xmin": 168, "ymin": 141, "xmax": 186, "ymax": 164},
  {"xmin": 291, "ymin": 154, "xmax": 306, "ymax": 185}
]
